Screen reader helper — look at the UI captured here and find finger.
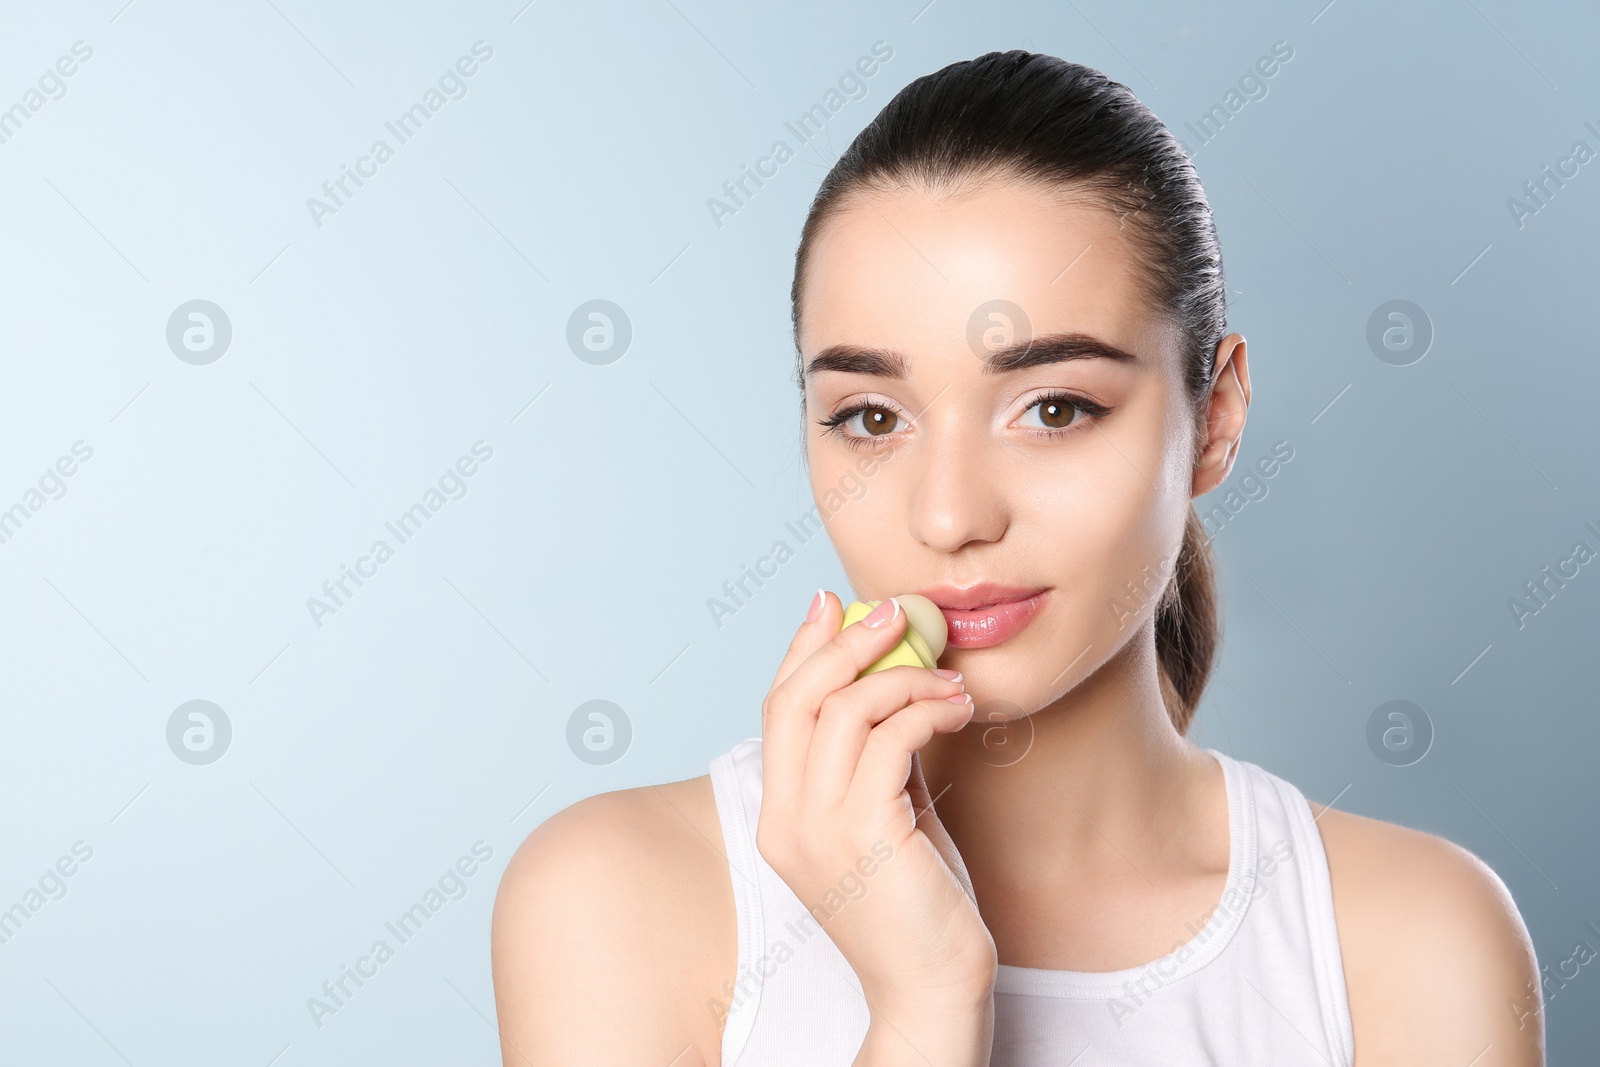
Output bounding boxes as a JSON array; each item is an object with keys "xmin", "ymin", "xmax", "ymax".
[
  {"xmin": 803, "ymin": 664, "xmax": 965, "ymax": 805},
  {"xmin": 763, "ymin": 589, "xmax": 843, "ymax": 805},
  {"xmin": 848, "ymin": 693, "xmax": 974, "ymax": 811},
  {"xmin": 764, "ymin": 596, "xmax": 913, "ymax": 802},
  {"xmin": 767, "ymin": 589, "xmax": 841, "ymax": 696}
]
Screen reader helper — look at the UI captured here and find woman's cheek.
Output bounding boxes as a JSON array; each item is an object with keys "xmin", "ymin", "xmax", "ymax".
[{"xmin": 1069, "ymin": 456, "xmax": 1178, "ymax": 644}]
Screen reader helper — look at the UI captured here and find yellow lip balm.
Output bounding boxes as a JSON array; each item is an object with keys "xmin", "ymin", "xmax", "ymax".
[{"xmin": 840, "ymin": 594, "xmax": 950, "ymax": 677}]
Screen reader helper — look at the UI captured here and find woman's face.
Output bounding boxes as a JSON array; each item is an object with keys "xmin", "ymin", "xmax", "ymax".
[{"xmin": 799, "ymin": 178, "xmax": 1211, "ymax": 713}]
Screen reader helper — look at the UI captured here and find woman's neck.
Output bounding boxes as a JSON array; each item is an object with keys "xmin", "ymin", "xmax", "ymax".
[{"xmin": 916, "ymin": 629, "xmax": 1217, "ymax": 894}]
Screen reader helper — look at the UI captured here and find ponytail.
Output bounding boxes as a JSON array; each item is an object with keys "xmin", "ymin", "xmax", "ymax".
[{"xmin": 1155, "ymin": 508, "xmax": 1220, "ymax": 734}]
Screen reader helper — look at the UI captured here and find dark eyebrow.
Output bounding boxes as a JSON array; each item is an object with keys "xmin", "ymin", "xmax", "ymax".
[{"xmin": 803, "ymin": 332, "xmax": 1140, "ymax": 380}]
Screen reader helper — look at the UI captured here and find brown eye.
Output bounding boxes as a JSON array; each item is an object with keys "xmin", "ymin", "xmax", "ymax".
[
  {"xmin": 861, "ymin": 407, "xmax": 899, "ymax": 435},
  {"xmin": 816, "ymin": 400, "xmax": 910, "ymax": 445},
  {"xmin": 1038, "ymin": 398, "xmax": 1076, "ymax": 429},
  {"xmin": 1017, "ymin": 392, "xmax": 1109, "ymax": 434}
]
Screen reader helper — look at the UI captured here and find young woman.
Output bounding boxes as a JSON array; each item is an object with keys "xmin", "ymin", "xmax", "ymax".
[{"xmin": 491, "ymin": 51, "xmax": 1543, "ymax": 1066}]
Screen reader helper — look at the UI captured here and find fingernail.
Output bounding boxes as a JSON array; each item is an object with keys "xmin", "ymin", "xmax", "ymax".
[
  {"xmin": 863, "ymin": 597, "xmax": 900, "ymax": 628},
  {"xmin": 944, "ymin": 692, "xmax": 973, "ymax": 705},
  {"xmin": 933, "ymin": 668, "xmax": 963, "ymax": 682},
  {"xmin": 806, "ymin": 589, "xmax": 825, "ymax": 623}
]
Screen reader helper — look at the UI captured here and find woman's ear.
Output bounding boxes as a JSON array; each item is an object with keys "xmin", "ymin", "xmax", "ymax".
[{"xmin": 1192, "ymin": 332, "xmax": 1250, "ymax": 498}]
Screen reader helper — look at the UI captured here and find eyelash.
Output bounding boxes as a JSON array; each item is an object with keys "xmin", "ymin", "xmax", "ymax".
[{"xmin": 816, "ymin": 391, "xmax": 1113, "ymax": 450}]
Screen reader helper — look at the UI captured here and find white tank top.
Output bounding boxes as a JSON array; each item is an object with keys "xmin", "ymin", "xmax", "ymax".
[{"xmin": 708, "ymin": 737, "xmax": 1355, "ymax": 1065}]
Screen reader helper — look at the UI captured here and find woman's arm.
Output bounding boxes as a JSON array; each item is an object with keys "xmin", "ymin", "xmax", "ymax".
[
  {"xmin": 490, "ymin": 783, "xmax": 732, "ymax": 1067},
  {"xmin": 1316, "ymin": 805, "xmax": 1545, "ymax": 1065}
]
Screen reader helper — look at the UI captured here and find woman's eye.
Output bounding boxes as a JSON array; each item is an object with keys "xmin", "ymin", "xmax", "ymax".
[
  {"xmin": 823, "ymin": 403, "xmax": 903, "ymax": 438},
  {"xmin": 853, "ymin": 406, "xmax": 900, "ymax": 436},
  {"xmin": 1019, "ymin": 395, "xmax": 1089, "ymax": 431}
]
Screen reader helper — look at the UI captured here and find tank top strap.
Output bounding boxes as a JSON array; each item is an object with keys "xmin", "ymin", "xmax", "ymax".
[
  {"xmin": 1224, "ymin": 751, "xmax": 1356, "ymax": 1066},
  {"xmin": 708, "ymin": 738, "xmax": 765, "ymax": 1064},
  {"xmin": 709, "ymin": 738, "xmax": 871, "ymax": 1065}
]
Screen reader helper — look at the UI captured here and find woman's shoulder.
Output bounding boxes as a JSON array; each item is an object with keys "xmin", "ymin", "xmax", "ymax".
[
  {"xmin": 491, "ymin": 773, "xmax": 736, "ymax": 1064},
  {"xmin": 1308, "ymin": 800, "xmax": 1544, "ymax": 1063},
  {"xmin": 498, "ymin": 773, "xmax": 730, "ymax": 886}
]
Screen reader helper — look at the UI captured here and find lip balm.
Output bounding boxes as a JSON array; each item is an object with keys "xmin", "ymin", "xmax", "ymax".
[{"xmin": 840, "ymin": 594, "xmax": 950, "ymax": 677}]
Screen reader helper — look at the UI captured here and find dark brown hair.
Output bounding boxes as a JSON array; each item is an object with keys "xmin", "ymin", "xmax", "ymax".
[{"xmin": 789, "ymin": 50, "xmax": 1224, "ymax": 733}]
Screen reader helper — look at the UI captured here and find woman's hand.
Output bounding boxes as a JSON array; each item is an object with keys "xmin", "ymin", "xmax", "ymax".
[{"xmin": 757, "ymin": 590, "xmax": 999, "ymax": 1028}]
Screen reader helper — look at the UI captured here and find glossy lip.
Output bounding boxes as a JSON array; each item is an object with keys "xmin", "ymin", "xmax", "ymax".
[{"xmin": 917, "ymin": 583, "xmax": 1051, "ymax": 650}]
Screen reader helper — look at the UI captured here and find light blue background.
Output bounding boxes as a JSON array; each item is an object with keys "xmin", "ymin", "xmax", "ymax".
[{"xmin": 1, "ymin": 0, "xmax": 1595, "ymax": 1062}]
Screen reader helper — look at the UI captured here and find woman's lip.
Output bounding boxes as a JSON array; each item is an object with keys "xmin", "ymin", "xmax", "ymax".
[{"xmin": 941, "ymin": 590, "xmax": 1049, "ymax": 650}]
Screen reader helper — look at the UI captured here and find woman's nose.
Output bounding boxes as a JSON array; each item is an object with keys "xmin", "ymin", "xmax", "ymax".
[{"xmin": 905, "ymin": 427, "xmax": 1008, "ymax": 553}]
